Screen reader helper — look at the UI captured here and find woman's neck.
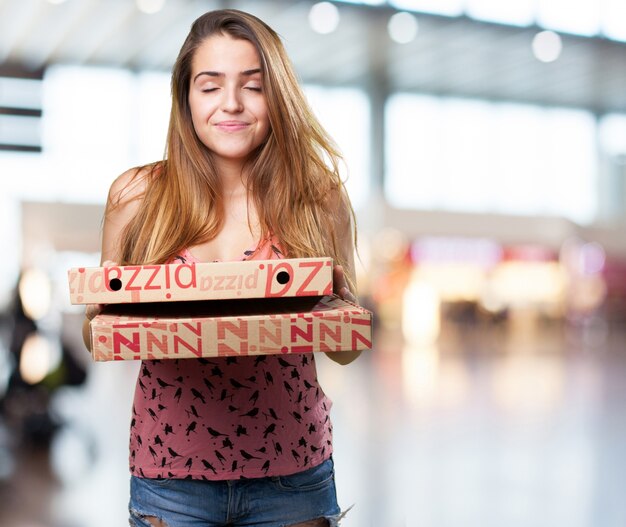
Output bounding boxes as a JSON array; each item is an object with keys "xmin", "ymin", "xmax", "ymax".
[{"xmin": 215, "ymin": 158, "xmax": 249, "ymax": 193}]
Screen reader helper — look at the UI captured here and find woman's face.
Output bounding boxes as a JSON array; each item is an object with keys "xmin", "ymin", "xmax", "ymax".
[{"xmin": 188, "ymin": 34, "xmax": 270, "ymax": 172}]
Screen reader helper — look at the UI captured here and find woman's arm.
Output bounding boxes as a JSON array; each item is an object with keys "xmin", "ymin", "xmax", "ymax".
[
  {"xmin": 324, "ymin": 189, "xmax": 363, "ymax": 366},
  {"xmin": 82, "ymin": 168, "xmax": 146, "ymax": 352}
]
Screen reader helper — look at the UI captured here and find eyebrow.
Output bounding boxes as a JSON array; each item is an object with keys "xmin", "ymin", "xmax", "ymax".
[{"xmin": 193, "ymin": 68, "xmax": 261, "ymax": 83}]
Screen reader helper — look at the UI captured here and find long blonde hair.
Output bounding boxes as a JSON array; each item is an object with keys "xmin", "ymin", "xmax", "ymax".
[{"xmin": 116, "ymin": 10, "xmax": 356, "ymax": 285}]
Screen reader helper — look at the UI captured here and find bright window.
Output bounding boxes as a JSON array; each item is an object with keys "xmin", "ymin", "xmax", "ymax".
[
  {"xmin": 601, "ymin": 0, "xmax": 626, "ymax": 42},
  {"xmin": 389, "ymin": 0, "xmax": 464, "ymax": 17},
  {"xmin": 535, "ymin": 0, "xmax": 601, "ymax": 36},
  {"xmin": 304, "ymin": 85, "xmax": 370, "ymax": 210},
  {"xmin": 385, "ymin": 93, "xmax": 598, "ymax": 224},
  {"xmin": 465, "ymin": 0, "xmax": 536, "ymax": 26}
]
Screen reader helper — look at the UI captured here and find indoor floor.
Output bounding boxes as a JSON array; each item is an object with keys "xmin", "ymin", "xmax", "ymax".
[{"xmin": 1, "ymin": 314, "xmax": 625, "ymax": 527}]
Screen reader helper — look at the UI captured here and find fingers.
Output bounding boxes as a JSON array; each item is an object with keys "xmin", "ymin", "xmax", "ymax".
[
  {"xmin": 101, "ymin": 260, "xmax": 118, "ymax": 267},
  {"xmin": 85, "ymin": 303, "xmax": 104, "ymax": 321},
  {"xmin": 333, "ymin": 264, "xmax": 357, "ymax": 303},
  {"xmin": 333, "ymin": 264, "xmax": 347, "ymax": 289},
  {"xmin": 339, "ymin": 286, "xmax": 357, "ymax": 304}
]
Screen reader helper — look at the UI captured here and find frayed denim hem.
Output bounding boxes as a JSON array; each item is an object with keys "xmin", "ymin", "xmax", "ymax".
[{"xmin": 326, "ymin": 504, "xmax": 354, "ymax": 527}]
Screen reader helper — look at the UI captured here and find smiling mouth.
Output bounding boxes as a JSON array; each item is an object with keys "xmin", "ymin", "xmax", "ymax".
[{"xmin": 215, "ymin": 121, "xmax": 249, "ymax": 132}]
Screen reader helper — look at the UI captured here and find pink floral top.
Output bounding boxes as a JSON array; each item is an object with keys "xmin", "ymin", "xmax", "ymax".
[{"xmin": 129, "ymin": 236, "xmax": 333, "ymax": 479}]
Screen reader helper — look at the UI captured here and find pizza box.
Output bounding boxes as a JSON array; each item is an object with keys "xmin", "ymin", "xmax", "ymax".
[
  {"xmin": 89, "ymin": 295, "xmax": 372, "ymax": 362},
  {"xmin": 68, "ymin": 257, "xmax": 332, "ymax": 304}
]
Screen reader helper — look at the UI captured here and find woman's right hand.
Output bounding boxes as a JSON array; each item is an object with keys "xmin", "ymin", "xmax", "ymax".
[{"xmin": 85, "ymin": 303, "xmax": 105, "ymax": 321}]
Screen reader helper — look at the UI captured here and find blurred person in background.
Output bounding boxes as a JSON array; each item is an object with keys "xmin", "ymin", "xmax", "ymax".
[
  {"xmin": 82, "ymin": 9, "xmax": 360, "ymax": 527},
  {"xmin": 1, "ymin": 273, "xmax": 87, "ymax": 450}
]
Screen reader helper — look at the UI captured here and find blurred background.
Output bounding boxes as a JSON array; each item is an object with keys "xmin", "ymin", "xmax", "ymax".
[{"xmin": 1, "ymin": 0, "xmax": 626, "ymax": 526}]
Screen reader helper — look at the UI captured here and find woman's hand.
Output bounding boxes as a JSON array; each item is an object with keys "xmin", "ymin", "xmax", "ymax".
[
  {"xmin": 333, "ymin": 264, "xmax": 357, "ymax": 304},
  {"xmin": 326, "ymin": 264, "xmax": 362, "ymax": 365},
  {"xmin": 85, "ymin": 303, "xmax": 105, "ymax": 322}
]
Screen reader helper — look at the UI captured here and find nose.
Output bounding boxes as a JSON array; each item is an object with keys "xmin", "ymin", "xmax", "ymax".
[{"xmin": 221, "ymin": 85, "xmax": 243, "ymax": 113}]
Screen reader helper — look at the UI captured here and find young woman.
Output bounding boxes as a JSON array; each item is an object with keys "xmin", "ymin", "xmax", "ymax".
[{"xmin": 83, "ymin": 9, "xmax": 360, "ymax": 527}]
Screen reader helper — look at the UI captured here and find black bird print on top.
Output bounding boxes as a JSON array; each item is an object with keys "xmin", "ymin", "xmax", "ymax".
[
  {"xmin": 129, "ymin": 353, "xmax": 333, "ymax": 480},
  {"xmin": 128, "ymin": 237, "xmax": 334, "ymax": 480}
]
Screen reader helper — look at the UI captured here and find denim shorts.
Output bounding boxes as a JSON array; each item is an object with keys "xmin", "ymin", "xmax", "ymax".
[{"xmin": 128, "ymin": 457, "xmax": 344, "ymax": 527}]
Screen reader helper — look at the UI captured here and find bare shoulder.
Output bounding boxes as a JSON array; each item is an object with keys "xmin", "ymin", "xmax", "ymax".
[
  {"xmin": 101, "ymin": 164, "xmax": 159, "ymax": 262},
  {"xmin": 108, "ymin": 164, "xmax": 155, "ymax": 208}
]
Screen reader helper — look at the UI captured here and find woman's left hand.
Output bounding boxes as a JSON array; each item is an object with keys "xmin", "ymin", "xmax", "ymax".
[{"xmin": 333, "ymin": 264, "xmax": 357, "ymax": 304}]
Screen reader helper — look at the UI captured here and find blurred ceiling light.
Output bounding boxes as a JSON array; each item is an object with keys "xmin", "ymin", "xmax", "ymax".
[
  {"xmin": 465, "ymin": 0, "xmax": 534, "ymax": 27},
  {"xmin": 601, "ymin": 0, "xmax": 626, "ymax": 41},
  {"xmin": 47, "ymin": 0, "xmax": 68, "ymax": 4},
  {"xmin": 532, "ymin": 30, "xmax": 562, "ymax": 63},
  {"xmin": 335, "ymin": 0, "xmax": 385, "ymax": 4},
  {"xmin": 309, "ymin": 2, "xmax": 340, "ymax": 34},
  {"xmin": 388, "ymin": 12, "xmax": 419, "ymax": 43},
  {"xmin": 19, "ymin": 334, "xmax": 53, "ymax": 385},
  {"xmin": 18, "ymin": 268, "xmax": 52, "ymax": 320},
  {"xmin": 136, "ymin": 0, "xmax": 166, "ymax": 15},
  {"xmin": 389, "ymin": 0, "xmax": 463, "ymax": 17},
  {"xmin": 536, "ymin": 0, "xmax": 600, "ymax": 37}
]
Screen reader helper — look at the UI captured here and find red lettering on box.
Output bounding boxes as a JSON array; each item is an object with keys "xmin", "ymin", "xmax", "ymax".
[
  {"xmin": 146, "ymin": 332, "xmax": 168, "ymax": 355},
  {"xmin": 113, "ymin": 331, "xmax": 140, "ymax": 355},
  {"xmin": 291, "ymin": 321, "xmax": 313, "ymax": 343},
  {"xmin": 174, "ymin": 263, "xmax": 196, "ymax": 289},
  {"xmin": 319, "ymin": 322, "xmax": 342, "ymax": 343},
  {"xmin": 183, "ymin": 322, "xmax": 203, "ymax": 337},
  {"xmin": 319, "ymin": 342, "xmax": 341, "ymax": 352},
  {"xmin": 88, "ymin": 270, "xmax": 106, "ymax": 293},
  {"xmin": 351, "ymin": 330, "xmax": 371, "ymax": 350},
  {"xmin": 291, "ymin": 345, "xmax": 314, "ymax": 353},
  {"xmin": 103, "ymin": 266, "xmax": 122, "ymax": 292},
  {"xmin": 225, "ymin": 275, "xmax": 237, "ymax": 290},
  {"xmin": 296, "ymin": 260, "xmax": 323, "ymax": 296},
  {"xmin": 113, "ymin": 322, "xmax": 141, "ymax": 329},
  {"xmin": 173, "ymin": 335, "xmax": 202, "ymax": 357},
  {"xmin": 259, "ymin": 319, "xmax": 282, "ymax": 347},
  {"xmin": 125, "ymin": 266, "xmax": 142, "ymax": 290},
  {"xmin": 217, "ymin": 319, "xmax": 248, "ymax": 340},
  {"xmin": 68, "ymin": 270, "xmax": 77, "ymax": 294},
  {"xmin": 217, "ymin": 341, "xmax": 249, "ymax": 357},
  {"xmin": 264, "ymin": 262, "xmax": 293, "ymax": 297},
  {"xmin": 144, "ymin": 266, "xmax": 161, "ymax": 290}
]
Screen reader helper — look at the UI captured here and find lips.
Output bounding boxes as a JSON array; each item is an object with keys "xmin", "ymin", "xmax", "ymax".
[{"xmin": 215, "ymin": 120, "xmax": 249, "ymax": 132}]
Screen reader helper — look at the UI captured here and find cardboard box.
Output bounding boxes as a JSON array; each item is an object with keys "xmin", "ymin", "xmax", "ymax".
[
  {"xmin": 89, "ymin": 295, "xmax": 372, "ymax": 361},
  {"xmin": 68, "ymin": 258, "xmax": 332, "ymax": 304}
]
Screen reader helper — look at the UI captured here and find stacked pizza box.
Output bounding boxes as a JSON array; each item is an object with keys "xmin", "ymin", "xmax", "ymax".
[{"xmin": 68, "ymin": 258, "xmax": 372, "ymax": 361}]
